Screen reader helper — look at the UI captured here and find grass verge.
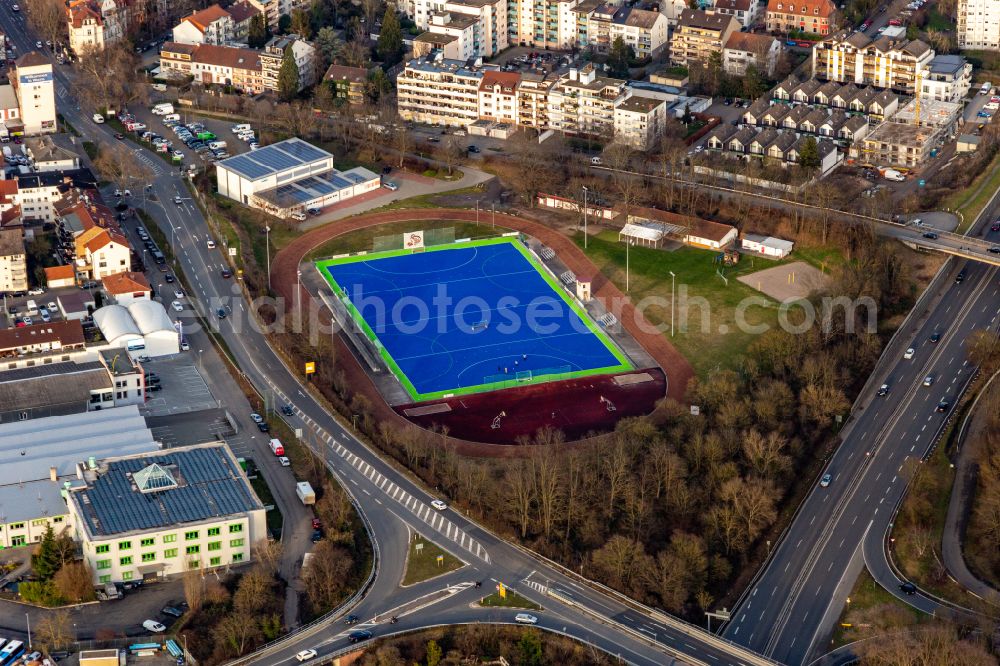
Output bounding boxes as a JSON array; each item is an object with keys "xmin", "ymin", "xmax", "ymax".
[
  {"xmin": 401, "ymin": 536, "xmax": 464, "ymax": 586},
  {"xmin": 477, "ymin": 590, "xmax": 541, "ymax": 610},
  {"xmin": 250, "ymin": 474, "xmax": 284, "ymax": 538},
  {"xmin": 942, "ymin": 152, "xmax": 1000, "ymax": 233},
  {"xmin": 830, "ymin": 570, "xmax": 924, "ymax": 649},
  {"xmin": 305, "ymin": 219, "xmax": 510, "ymax": 261}
]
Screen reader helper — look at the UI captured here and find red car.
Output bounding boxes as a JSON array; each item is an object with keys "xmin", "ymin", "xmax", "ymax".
[
  {"xmin": 311, "ymin": 518, "xmax": 321, "ymax": 529},
  {"xmin": 992, "ymin": 221, "xmax": 1000, "ymax": 232}
]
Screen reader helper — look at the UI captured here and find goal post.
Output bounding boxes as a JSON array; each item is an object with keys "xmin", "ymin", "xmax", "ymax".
[{"xmin": 516, "ymin": 370, "xmax": 532, "ymax": 383}]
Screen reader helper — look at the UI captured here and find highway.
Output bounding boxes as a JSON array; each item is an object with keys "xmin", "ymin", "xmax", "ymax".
[
  {"xmin": 0, "ymin": 15, "xmax": 782, "ymax": 666},
  {"xmin": 722, "ymin": 189, "xmax": 1000, "ymax": 664}
]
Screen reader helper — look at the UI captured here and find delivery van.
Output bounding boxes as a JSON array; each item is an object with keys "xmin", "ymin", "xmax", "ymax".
[{"xmin": 269, "ymin": 438, "xmax": 284, "ymax": 456}]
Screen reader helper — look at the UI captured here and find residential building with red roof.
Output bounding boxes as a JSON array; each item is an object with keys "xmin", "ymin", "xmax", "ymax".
[
  {"xmin": 766, "ymin": 0, "xmax": 837, "ymax": 36},
  {"xmin": 724, "ymin": 32, "xmax": 783, "ymax": 76},
  {"xmin": 172, "ymin": 2, "xmax": 261, "ymax": 46},
  {"xmin": 324, "ymin": 65, "xmax": 369, "ymax": 105},
  {"xmin": 44, "ymin": 264, "xmax": 77, "ymax": 289},
  {"xmin": 478, "ymin": 71, "xmax": 520, "ymax": 125},
  {"xmin": 66, "ymin": 0, "xmax": 127, "ymax": 55},
  {"xmin": 101, "ymin": 271, "xmax": 150, "ymax": 306}
]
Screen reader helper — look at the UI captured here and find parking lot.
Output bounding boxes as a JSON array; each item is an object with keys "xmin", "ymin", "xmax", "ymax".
[{"xmin": 140, "ymin": 355, "xmax": 217, "ymax": 416}]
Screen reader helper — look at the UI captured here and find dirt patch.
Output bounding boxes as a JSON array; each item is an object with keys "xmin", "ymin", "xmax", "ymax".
[{"xmin": 737, "ymin": 261, "xmax": 830, "ymax": 301}]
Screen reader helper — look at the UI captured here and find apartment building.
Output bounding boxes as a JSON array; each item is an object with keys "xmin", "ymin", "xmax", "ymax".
[
  {"xmin": 508, "ymin": 0, "xmax": 582, "ymax": 49},
  {"xmin": 69, "ymin": 443, "xmax": 267, "ymax": 584},
  {"xmin": 12, "ymin": 53, "xmax": 57, "ymax": 135},
  {"xmin": 671, "ymin": 9, "xmax": 740, "ymax": 66},
  {"xmin": 613, "ymin": 93, "xmax": 666, "ymax": 150},
  {"xmin": 67, "ymin": 0, "xmax": 108, "ymax": 54},
  {"xmin": 260, "ymin": 35, "xmax": 317, "ymax": 94},
  {"xmin": 713, "ymin": 0, "xmax": 761, "ymax": 28},
  {"xmin": 547, "ymin": 64, "xmax": 627, "ymax": 137},
  {"xmin": 765, "ymin": 0, "xmax": 836, "ymax": 36},
  {"xmin": 605, "ymin": 7, "xmax": 669, "ymax": 59},
  {"xmin": 397, "ymin": 57, "xmax": 486, "ymax": 127},
  {"xmin": 812, "ymin": 30, "xmax": 936, "ymax": 95},
  {"xmin": 245, "ymin": 0, "xmax": 309, "ymax": 30},
  {"xmin": 324, "ymin": 65, "xmax": 369, "ymax": 105},
  {"xmin": 412, "ymin": 0, "xmax": 509, "ymax": 57},
  {"xmin": 516, "ymin": 71, "xmax": 554, "ymax": 128},
  {"xmin": 478, "ymin": 71, "xmax": 520, "ymax": 124},
  {"xmin": 172, "ymin": 2, "xmax": 260, "ymax": 46},
  {"xmin": 574, "ymin": 1, "xmax": 614, "ymax": 53},
  {"xmin": 921, "ymin": 54, "xmax": 973, "ymax": 103},
  {"xmin": 0, "ymin": 227, "xmax": 26, "ymax": 294},
  {"xmin": 724, "ymin": 32, "xmax": 782, "ymax": 76},
  {"xmin": 160, "ymin": 42, "xmax": 265, "ymax": 94},
  {"xmin": 957, "ymin": 0, "xmax": 1000, "ymax": 51}
]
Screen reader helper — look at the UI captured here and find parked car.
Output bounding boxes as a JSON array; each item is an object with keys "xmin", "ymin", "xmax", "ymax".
[
  {"xmin": 161, "ymin": 606, "xmax": 184, "ymax": 618},
  {"xmin": 142, "ymin": 619, "xmax": 166, "ymax": 633}
]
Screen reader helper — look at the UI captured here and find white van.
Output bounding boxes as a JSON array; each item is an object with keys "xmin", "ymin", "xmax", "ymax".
[
  {"xmin": 92, "ymin": 113, "xmax": 105, "ymax": 123},
  {"xmin": 208, "ymin": 140, "xmax": 227, "ymax": 150},
  {"xmin": 162, "ymin": 113, "xmax": 180, "ymax": 122},
  {"xmin": 151, "ymin": 102, "xmax": 174, "ymax": 115},
  {"xmin": 591, "ymin": 156, "xmax": 602, "ymax": 166},
  {"xmin": 25, "ymin": 299, "xmax": 38, "ymax": 315},
  {"xmin": 232, "ymin": 123, "xmax": 251, "ymax": 133}
]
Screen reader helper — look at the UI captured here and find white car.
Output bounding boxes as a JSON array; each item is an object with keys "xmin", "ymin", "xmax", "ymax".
[
  {"xmin": 295, "ymin": 650, "xmax": 317, "ymax": 662},
  {"xmin": 171, "ymin": 301, "xmax": 183, "ymax": 312},
  {"xmin": 278, "ymin": 456, "xmax": 291, "ymax": 467},
  {"xmin": 207, "ymin": 240, "xmax": 216, "ymax": 249},
  {"xmin": 250, "ymin": 412, "xmax": 263, "ymax": 424},
  {"xmin": 514, "ymin": 613, "xmax": 538, "ymax": 625},
  {"xmin": 142, "ymin": 619, "xmax": 166, "ymax": 633},
  {"xmin": 174, "ymin": 290, "xmax": 184, "ymax": 299},
  {"xmin": 430, "ymin": 499, "xmax": 448, "ymax": 511},
  {"xmin": 382, "ymin": 181, "xmax": 399, "ymax": 191},
  {"xmin": 174, "ymin": 196, "xmax": 183, "ymax": 205},
  {"xmin": 180, "ymin": 339, "xmax": 190, "ymax": 351},
  {"xmin": 904, "ymin": 347, "xmax": 915, "ymax": 360}
]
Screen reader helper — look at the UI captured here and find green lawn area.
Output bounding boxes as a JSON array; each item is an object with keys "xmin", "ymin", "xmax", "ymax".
[
  {"xmin": 250, "ymin": 475, "xmax": 284, "ymax": 539},
  {"xmin": 372, "ymin": 186, "xmax": 485, "ymax": 212},
  {"xmin": 926, "ymin": 8, "xmax": 952, "ymax": 32},
  {"xmin": 401, "ymin": 536, "xmax": 464, "ymax": 586},
  {"xmin": 830, "ymin": 570, "xmax": 923, "ymax": 648},
  {"xmin": 941, "ymin": 153, "xmax": 1000, "ymax": 232},
  {"xmin": 306, "ymin": 219, "xmax": 511, "ymax": 261},
  {"xmin": 573, "ymin": 230, "xmax": 841, "ymax": 377},
  {"xmin": 478, "ymin": 590, "xmax": 542, "ymax": 610}
]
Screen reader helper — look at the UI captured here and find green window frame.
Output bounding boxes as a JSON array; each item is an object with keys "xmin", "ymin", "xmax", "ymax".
[
  {"xmin": 99, "ymin": 574, "xmax": 111, "ymax": 584},
  {"xmin": 185, "ymin": 545, "xmax": 200, "ymax": 555},
  {"xmin": 232, "ymin": 553, "xmax": 244, "ymax": 563},
  {"xmin": 118, "ymin": 540, "xmax": 132, "ymax": 551},
  {"xmin": 120, "ymin": 556, "xmax": 132, "ymax": 566},
  {"xmin": 164, "ymin": 548, "xmax": 178, "ymax": 558},
  {"xmin": 141, "ymin": 538, "xmax": 155, "ymax": 547},
  {"xmin": 122, "ymin": 571, "xmax": 133, "ymax": 581},
  {"xmin": 229, "ymin": 523, "xmax": 243, "ymax": 533},
  {"xmin": 230, "ymin": 538, "xmax": 244, "ymax": 548},
  {"xmin": 163, "ymin": 534, "xmax": 177, "ymax": 543},
  {"xmin": 184, "ymin": 531, "xmax": 199, "ymax": 541},
  {"xmin": 10, "ymin": 522, "xmax": 24, "ymax": 530},
  {"xmin": 207, "ymin": 541, "xmax": 221, "ymax": 552},
  {"xmin": 96, "ymin": 544, "xmax": 110, "ymax": 554},
  {"xmin": 207, "ymin": 527, "xmax": 220, "ymax": 536},
  {"xmin": 188, "ymin": 560, "xmax": 199, "ymax": 570},
  {"xmin": 209, "ymin": 557, "xmax": 221, "ymax": 566},
  {"xmin": 96, "ymin": 559, "xmax": 111, "ymax": 570},
  {"xmin": 141, "ymin": 552, "xmax": 155, "ymax": 562}
]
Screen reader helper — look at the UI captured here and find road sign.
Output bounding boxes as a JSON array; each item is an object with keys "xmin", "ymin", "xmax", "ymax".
[
  {"xmin": 229, "ymin": 247, "xmax": 237, "ymax": 256},
  {"xmin": 498, "ymin": 583, "xmax": 507, "ymax": 599},
  {"xmin": 305, "ymin": 361, "xmax": 315, "ymax": 375}
]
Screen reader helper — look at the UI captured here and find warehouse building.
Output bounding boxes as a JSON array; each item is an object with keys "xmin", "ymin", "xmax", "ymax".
[
  {"xmin": 214, "ymin": 137, "xmax": 380, "ymax": 219},
  {"xmin": 0, "ymin": 406, "xmax": 159, "ymax": 549},
  {"xmin": 68, "ymin": 442, "xmax": 266, "ymax": 584}
]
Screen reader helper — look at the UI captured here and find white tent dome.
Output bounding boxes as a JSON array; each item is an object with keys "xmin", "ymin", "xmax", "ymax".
[
  {"xmin": 127, "ymin": 300, "xmax": 176, "ymax": 336},
  {"xmin": 93, "ymin": 304, "xmax": 142, "ymax": 345}
]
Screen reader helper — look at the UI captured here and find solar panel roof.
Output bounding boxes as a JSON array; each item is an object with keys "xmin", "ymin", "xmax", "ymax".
[
  {"xmin": 217, "ymin": 138, "xmax": 332, "ymax": 181},
  {"xmin": 72, "ymin": 444, "xmax": 262, "ymax": 536}
]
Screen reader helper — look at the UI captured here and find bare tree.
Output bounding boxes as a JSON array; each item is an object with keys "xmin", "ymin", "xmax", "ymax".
[
  {"xmin": 302, "ymin": 540, "xmax": 354, "ymax": 611},
  {"xmin": 24, "ymin": 0, "xmax": 65, "ymax": 52},
  {"xmin": 35, "ymin": 610, "xmax": 73, "ymax": 652},
  {"xmin": 53, "ymin": 562, "xmax": 96, "ymax": 602},
  {"xmin": 183, "ymin": 568, "xmax": 205, "ymax": 612}
]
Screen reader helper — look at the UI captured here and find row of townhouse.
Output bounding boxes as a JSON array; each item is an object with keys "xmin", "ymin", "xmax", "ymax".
[
  {"xmin": 159, "ymin": 34, "xmax": 317, "ymax": 94},
  {"xmin": 405, "ymin": 0, "xmax": 668, "ymax": 60},
  {"xmin": 742, "ymin": 102, "xmax": 871, "ymax": 143},
  {"xmin": 397, "ymin": 58, "xmax": 666, "ymax": 149},
  {"xmin": 703, "ymin": 125, "xmax": 841, "ymax": 173},
  {"xmin": 768, "ymin": 78, "xmax": 901, "ymax": 118}
]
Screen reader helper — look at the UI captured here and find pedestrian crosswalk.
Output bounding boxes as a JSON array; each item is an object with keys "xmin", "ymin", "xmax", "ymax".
[{"xmin": 257, "ymin": 379, "xmax": 491, "ymax": 564}]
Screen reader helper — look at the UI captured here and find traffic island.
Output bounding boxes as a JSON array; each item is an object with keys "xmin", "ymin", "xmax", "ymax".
[
  {"xmin": 477, "ymin": 590, "xmax": 541, "ymax": 610},
  {"xmin": 402, "ymin": 536, "xmax": 464, "ymax": 586}
]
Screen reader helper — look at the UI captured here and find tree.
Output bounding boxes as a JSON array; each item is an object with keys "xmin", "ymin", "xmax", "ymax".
[
  {"xmin": 315, "ymin": 26, "xmax": 342, "ymax": 68},
  {"xmin": 518, "ymin": 631, "xmax": 544, "ymax": 666},
  {"xmin": 248, "ymin": 14, "xmax": 269, "ymax": 48},
  {"xmin": 290, "ymin": 9, "xmax": 312, "ymax": 39},
  {"xmin": 798, "ymin": 136, "xmax": 821, "ymax": 172},
  {"xmin": 608, "ymin": 36, "xmax": 633, "ymax": 78},
  {"xmin": 32, "ymin": 525, "xmax": 60, "ymax": 580},
  {"xmin": 425, "ymin": 639, "xmax": 443, "ymax": 666},
  {"xmin": 278, "ymin": 13, "xmax": 292, "ymax": 34},
  {"xmin": 377, "ymin": 7, "xmax": 403, "ymax": 65},
  {"xmin": 25, "ymin": 0, "xmax": 64, "ymax": 52},
  {"xmin": 183, "ymin": 568, "xmax": 205, "ymax": 612},
  {"xmin": 277, "ymin": 46, "xmax": 301, "ymax": 101},
  {"xmin": 214, "ymin": 614, "xmax": 262, "ymax": 657},
  {"xmin": 302, "ymin": 540, "xmax": 354, "ymax": 611},
  {"xmin": 966, "ymin": 329, "xmax": 1000, "ymax": 375},
  {"xmin": 35, "ymin": 610, "xmax": 73, "ymax": 653},
  {"xmin": 53, "ymin": 562, "xmax": 96, "ymax": 603},
  {"xmin": 742, "ymin": 63, "xmax": 766, "ymax": 100}
]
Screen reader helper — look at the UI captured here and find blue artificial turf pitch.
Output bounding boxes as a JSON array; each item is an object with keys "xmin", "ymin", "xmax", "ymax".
[{"xmin": 318, "ymin": 238, "xmax": 632, "ymax": 400}]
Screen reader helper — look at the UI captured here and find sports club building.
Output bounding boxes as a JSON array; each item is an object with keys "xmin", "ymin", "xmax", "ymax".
[{"xmin": 214, "ymin": 137, "xmax": 380, "ymax": 219}]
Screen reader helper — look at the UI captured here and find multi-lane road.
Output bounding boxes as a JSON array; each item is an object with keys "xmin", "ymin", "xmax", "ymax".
[{"xmin": 723, "ymin": 193, "xmax": 1000, "ymax": 663}]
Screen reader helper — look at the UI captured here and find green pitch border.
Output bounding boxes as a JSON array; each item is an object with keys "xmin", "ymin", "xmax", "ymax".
[{"xmin": 315, "ymin": 236, "xmax": 633, "ymax": 402}]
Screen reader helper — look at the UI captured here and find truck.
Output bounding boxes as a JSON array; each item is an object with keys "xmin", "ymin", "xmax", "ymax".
[{"xmin": 296, "ymin": 481, "xmax": 316, "ymax": 505}]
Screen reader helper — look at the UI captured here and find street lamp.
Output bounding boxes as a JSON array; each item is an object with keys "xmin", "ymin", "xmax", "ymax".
[
  {"xmin": 625, "ymin": 239, "xmax": 634, "ymax": 292},
  {"xmin": 264, "ymin": 225, "xmax": 271, "ymax": 289},
  {"xmin": 25, "ymin": 612, "xmax": 30, "ymax": 649},
  {"xmin": 476, "ymin": 199, "xmax": 480, "ymax": 226},
  {"xmin": 669, "ymin": 270, "xmax": 676, "ymax": 337},
  {"xmin": 582, "ymin": 185, "xmax": 588, "ymax": 250},
  {"xmin": 491, "ymin": 202, "xmax": 496, "ymax": 229},
  {"xmin": 296, "ymin": 269, "xmax": 302, "ymax": 319}
]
